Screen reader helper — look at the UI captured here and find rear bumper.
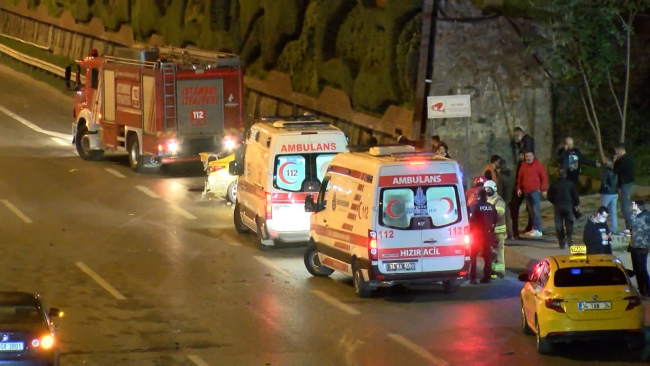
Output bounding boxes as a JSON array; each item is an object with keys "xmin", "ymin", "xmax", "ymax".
[
  {"xmin": 545, "ymin": 329, "xmax": 645, "ymax": 343},
  {"xmin": 265, "ymin": 220, "xmax": 310, "ymax": 244},
  {"xmin": 367, "ymin": 259, "xmax": 470, "ymax": 287},
  {"xmin": 153, "ymin": 155, "xmax": 202, "ymax": 164}
]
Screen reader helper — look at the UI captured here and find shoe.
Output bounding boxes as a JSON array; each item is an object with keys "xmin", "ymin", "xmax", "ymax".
[
  {"xmin": 490, "ymin": 273, "xmax": 505, "ymax": 280},
  {"xmin": 480, "ymin": 278, "xmax": 491, "ymax": 284},
  {"xmin": 529, "ymin": 230, "xmax": 543, "ymax": 237},
  {"xmin": 525, "ymin": 230, "xmax": 535, "ymax": 236},
  {"xmin": 470, "ymin": 279, "xmax": 479, "ymax": 285},
  {"xmin": 513, "ymin": 235, "xmax": 521, "ymax": 240}
]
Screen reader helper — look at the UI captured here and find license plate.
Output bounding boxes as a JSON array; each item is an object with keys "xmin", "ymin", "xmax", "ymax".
[
  {"xmin": 578, "ymin": 301, "xmax": 612, "ymax": 311},
  {"xmin": 0, "ymin": 342, "xmax": 24, "ymax": 351},
  {"xmin": 385, "ymin": 262, "xmax": 417, "ymax": 271}
]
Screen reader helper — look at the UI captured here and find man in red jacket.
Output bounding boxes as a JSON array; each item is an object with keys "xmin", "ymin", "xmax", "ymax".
[{"xmin": 517, "ymin": 151, "xmax": 548, "ymax": 237}]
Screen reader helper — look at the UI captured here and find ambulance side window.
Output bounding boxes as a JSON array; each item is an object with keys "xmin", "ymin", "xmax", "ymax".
[
  {"xmin": 90, "ymin": 68, "xmax": 99, "ymax": 89},
  {"xmin": 317, "ymin": 176, "xmax": 330, "ymax": 209}
]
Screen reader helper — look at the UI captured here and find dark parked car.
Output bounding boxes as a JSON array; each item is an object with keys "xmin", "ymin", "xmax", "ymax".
[{"xmin": 0, "ymin": 292, "xmax": 62, "ymax": 366}]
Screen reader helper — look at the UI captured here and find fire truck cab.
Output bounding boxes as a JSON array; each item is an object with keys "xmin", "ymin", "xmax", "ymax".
[{"xmin": 67, "ymin": 46, "xmax": 244, "ymax": 171}]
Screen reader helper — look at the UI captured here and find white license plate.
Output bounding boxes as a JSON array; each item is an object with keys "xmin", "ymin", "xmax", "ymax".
[
  {"xmin": 0, "ymin": 342, "xmax": 24, "ymax": 351},
  {"xmin": 385, "ymin": 262, "xmax": 417, "ymax": 272},
  {"xmin": 578, "ymin": 301, "xmax": 612, "ymax": 311}
]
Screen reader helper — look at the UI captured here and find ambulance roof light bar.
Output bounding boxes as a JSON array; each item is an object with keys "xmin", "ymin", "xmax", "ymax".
[
  {"xmin": 368, "ymin": 145, "xmax": 415, "ymax": 157},
  {"xmin": 391, "ymin": 151, "xmax": 448, "ymax": 161}
]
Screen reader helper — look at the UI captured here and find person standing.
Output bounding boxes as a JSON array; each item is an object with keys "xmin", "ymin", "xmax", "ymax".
[
  {"xmin": 513, "ymin": 127, "xmax": 535, "ymax": 154},
  {"xmin": 483, "ymin": 155, "xmax": 501, "ymax": 183},
  {"xmin": 583, "ymin": 207, "xmax": 613, "ymax": 255},
  {"xmin": 469, "ymin": 189, "xmax": 497, "ymax": 284},
  {"xmin": 497, "ymin": 160, "xmax": 516, "ymax": 239},
  {"xmin": 510, "ymin": 150, "xmax": 532, "ymax": 239},
  {"xmin": 436, "ymin": 142, "xmax": 450, "ymax": 158},
  {"xmin": 394, "ymin": 128, "xmax": 410, "ymax": 145},
  {"xmin": 600, "ymin": 156, "xmax": 618, "ymax": 234},
  {"xmin": 556, "ymin": 137, "xmax": 600, "ymax": 186},
  {"xmin": 517, "ymin": 151, "xmax": 548, "ymax": 237},
  {"xmin": 363, "ymin": 129, "xmax": 378, "ymax": 147},
  {"xmin": 547, "ymin": 170, "xmax": 580, "ymax": 249},
  {"xmin": 484, "ymin": 180, "xmax": 507, "ymax": 279},
  {"xmin": 629, "ymin": 201, "xmax": 650, "ymax": 297},
  {"xmin": 466, "ymin": 176, "xmax": 487, "ymax": 208},
  {"xmin": 614, "ymin": 144, "xmax": 635, "ymax": 232},
  {"xmin": 431, "ymin": 135, "xmax": 441, "ymax": 151}
]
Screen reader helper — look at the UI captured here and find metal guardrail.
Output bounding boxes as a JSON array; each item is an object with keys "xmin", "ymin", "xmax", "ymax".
[
  {"xmin": 0, "ymin": 42, "xmax": 85, "ymax": 84},
  {"xmin": 0, "ymin": 33, "xmax": 51, "ymax": 51}
]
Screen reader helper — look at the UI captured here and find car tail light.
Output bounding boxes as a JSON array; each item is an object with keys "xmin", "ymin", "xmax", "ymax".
[
  {"xmin": 32, "ymin": 335, "xmax": 54, "ymax": 349},
  {"xmin": 209, "ymin": 165, "xmax": 224, "ymax": 173},
  {"xmin": 545, "ymin": 298, "xmax": 566, "ymax": 313},
  {"xmin": 265, "ymin": 193, "xmax": 272, "ymax": 220},
  {"xmin": 368, "ymin": 230, "xmax": 378, "ymax": 260},
  {"xmin": 625, "ymin": 296, "xmax": 642, "ymax": 311},
  {"xmin": 409, "ymin": 161, "xmax": 426, "ymax": 165}
]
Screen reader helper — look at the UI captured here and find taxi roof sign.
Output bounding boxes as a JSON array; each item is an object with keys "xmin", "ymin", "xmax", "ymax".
[{"xmin": 569, "ymin": 245, "xmax": 587, "ymax": 261}]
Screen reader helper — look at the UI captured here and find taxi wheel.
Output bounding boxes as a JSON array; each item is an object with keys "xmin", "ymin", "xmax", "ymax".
[
  {"xmin": 304, "ymin": 243, "xmax": 334, "ymax": 277},
  {"xmin": 226, "ymin": 181, "xmax": 237, "ymax": 203},
  {"xmin": 353, "ymin": 264, "xmax": 372, "ymax": 298},
  {"xmin": 233, "ymin": 203, "xmax": 251, "ymax": 234},
  {"xmin": 535, "ymin": 317, "xmax": 553, "ymax": 354},
  {"xmin": 521, "ymin": 302, "xmax": 533, "ymax": 335}
]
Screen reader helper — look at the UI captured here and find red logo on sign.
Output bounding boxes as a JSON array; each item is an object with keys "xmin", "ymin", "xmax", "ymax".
[
  {"xmin": 278, "ymin": 161, "xmax": 299, "ymax": 185},
  {"xmin": 385, "ymin": 199, "xmax": 405, "ymax": 219},
  {"xmin": 431, "ymin": 102, "xmax": 444, "ymax": 112}
]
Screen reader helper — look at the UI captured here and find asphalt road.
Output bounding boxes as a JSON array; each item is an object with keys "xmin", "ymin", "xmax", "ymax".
[{"xmin": 0, "ymin": 64, "xmax": 648, "ymax": 366}]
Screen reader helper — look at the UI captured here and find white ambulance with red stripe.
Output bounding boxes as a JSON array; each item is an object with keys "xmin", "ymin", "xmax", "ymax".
[
  {"xmin": 229, "ymin": 116, "xmax": 348, "ymax": 248},
  {"xmin": 303, "ymin": 145, "xmax": 470, "ymax": 297}
]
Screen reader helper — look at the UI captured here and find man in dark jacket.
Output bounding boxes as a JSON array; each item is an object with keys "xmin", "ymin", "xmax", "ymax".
[
  {"xmin": 583, "ymin": 206, "xmax": 613, "ymax": 255},
  {"xmin": 548, "ymin": 170, "xmax": 580, "ymax": 249},
  {"xmin": 469, "ymin": 189, "xmax": 498, "ymax": 284},
  {"xmin": 629, "ymin": 200, "xmax": 650, "ymax": 297},
  {"xmin": 513, "ymin": 127, "xmax": 535, "ymax": 155},
  {"xmin": 614, "ymin": 144, "xmax": 635, "ymax": 231},
  {"xmin": 497, "ymin": 160, "xmax": 516, "ymax": 239},
  {"xmin": 600, "ymin": 156, "xmax": 618, "ymax": 234},
  {"xmin": 556, "ymin": 137, "xmax": 600, "ymax": 186}
]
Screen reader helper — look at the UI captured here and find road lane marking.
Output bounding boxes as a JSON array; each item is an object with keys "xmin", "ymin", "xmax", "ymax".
[
  {"xmin": 49, "ymin": 137, "xmax": 70, "ymax": 146},
  {"xmin": 76, "ymin": 262, "xmax": 126, "ymax": 300},
  {"xmin": 0, "ymin": 105, "xmax": 73, "ymax": 140},
  {"xmin": 187, "ymin": 355, "xmax": 209, "ymax": 366},
  {"xmin": 136, "ymin": 185, "xmax": 161, "ymax": 199},
  {"xmin": 104, "ymin": 168, "xmax": 126, "ymax": 178},
  {"xmin": 387, "ymin": 333, "xmax": 449, "ymax": 366},
  {"xmin": 0, "ymin": 199, "xmax": 33, "ymax": 223},
  {"xmin": 311, "ymin": 290, "xmax": 361, "ymax": 316},
  {"xmin": 167, "ymin": 203, "xmax": 197, "ymax": 220},
  {"xmin": 253, "ymin": 256, "xmax": 291, "ymax": 277}
]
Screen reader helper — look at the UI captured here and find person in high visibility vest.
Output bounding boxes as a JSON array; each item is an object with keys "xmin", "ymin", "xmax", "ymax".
[{"xmin": 484, "ymin": 180, "xmax": 507, "ymax": 279}]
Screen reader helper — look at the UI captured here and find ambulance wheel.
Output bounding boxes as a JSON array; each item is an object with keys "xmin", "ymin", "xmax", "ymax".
[
  {"xmin": 521, "ymin": 302, "xmax": 534, "ymax": 335},
  {"xmin": 442, "ymin": 279, "xmax": 460, "ymax": 293},
  {"xmin": 75, "ymin": 126, "xmax": 103, "ymax": 161},
  {"xmin": 304, "ymin": 243, "xmax": 333, "ymax": 277},
  {"xmin": 226, "ymin": 181, "xmax": 237, "ymax": 203},
  {"xmin": 233, "ymin": 203, "xmax": 251, "ymax": 234},
  {"xmin": 127, "ymin": 136, "xmax": 143, "ymax": 172},
  {"xmin": 353, "ymin": 263, "xmax": 372, "ymax": 298},
  {"xmin": 535, "ymin": 317, "xmax": 553, "ymax": 354}
]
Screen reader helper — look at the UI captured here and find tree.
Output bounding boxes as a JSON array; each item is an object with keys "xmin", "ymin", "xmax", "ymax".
[{"xmin": 532, "ymin": 0, "xmax": 649, "ymax": 158}]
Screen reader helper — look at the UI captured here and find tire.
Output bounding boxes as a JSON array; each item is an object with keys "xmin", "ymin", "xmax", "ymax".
[
  {"xmin": 521, "ymin": 302, "xmax": 534, "ymax": 335},
  {"xmin": 353, "ymin": 263, "xmax": 372, "ymax": 298},
  {"xmin": 442, "ymin": 279, "xmax": 460, "ymax": 293},
  {"xmin": 75, "ymin": 125, "xmax": 103, "ymax": 161},
  {"xmin": 233, "ymin": 203, "xmax": 251, "ymax": 234},
  {"xmin": 304, "ymin": 243, "xmax": 334, "ymax": 277},
  {"xmin": 226, "ymin": 181, "xmax": 237, "ymax": 203},
  {"xmin": 127, "ymin": 135, "xmax": 143, "ymax": 172},
  {"xmin": 535, "ymin": 318, "xmax": 553, "ymax": 354}
]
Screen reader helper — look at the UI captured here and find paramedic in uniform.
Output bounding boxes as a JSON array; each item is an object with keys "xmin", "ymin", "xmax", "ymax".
[
  {"xmin": 484, "ymin": 180, "xmax": 507, "ymax": 279},
  {"xmin": 469, "ymin": 189, "xmax": 498, "ymax": 284}
]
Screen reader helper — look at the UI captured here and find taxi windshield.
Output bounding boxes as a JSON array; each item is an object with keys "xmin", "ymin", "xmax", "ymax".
[
  {"xmin": 554, "ymin": 266, "xmax": 628, "ymax": 287},
  {"xmin": 273, "ymin": 153, "xmax": 335, "ymax": 192}
]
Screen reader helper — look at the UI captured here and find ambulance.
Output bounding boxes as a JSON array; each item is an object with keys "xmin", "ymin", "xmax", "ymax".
[
  {"xmin": 229, "ymin": 116, "xmax": 348, "ymax": 247},
  {"xmin": 303, "ymin": 145, "xmax": 470, "ymax": 297}
]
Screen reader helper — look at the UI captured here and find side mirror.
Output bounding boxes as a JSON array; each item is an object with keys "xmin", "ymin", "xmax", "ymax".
[
  {"xmin": 48, "ymin": 308, "xmax": 63, "ymax": 317},
  {"xmin": 228, "ymin": 160, "xmax": 243, "ymax": 176},
  {"xmin": 305, "ymin": 195, "xmax": 315, "ymax": 212},
  {"xmin": 517, "ymin": 273, "xmax": 529, "ymax": 282},
  {"xmin": 64, "ymin": 66, "xmax": 72, "ymax": 90}
]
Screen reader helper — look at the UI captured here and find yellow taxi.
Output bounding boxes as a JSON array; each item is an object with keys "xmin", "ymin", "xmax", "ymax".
[
  {"xmin": 518, "ymin": 245, "xmax": 645, "ymax": 354},
  {"xmin": 200, "ymin": 153, "xmax": 237, "ymax": 203}
]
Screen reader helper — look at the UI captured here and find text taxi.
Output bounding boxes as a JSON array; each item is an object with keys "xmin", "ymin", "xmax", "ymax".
[{"xmin": 518, "ymin": 245, "xmax": 645, "ymax": 354}]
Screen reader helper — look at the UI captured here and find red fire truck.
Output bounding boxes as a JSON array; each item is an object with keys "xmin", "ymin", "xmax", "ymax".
[{"xmin": 66, "ymin": 46, "xmax": 244, "ymax": 171}]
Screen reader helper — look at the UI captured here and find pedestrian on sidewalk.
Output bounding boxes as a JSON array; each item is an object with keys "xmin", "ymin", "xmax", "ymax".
[
  {"xmin": 614, "ymin": 144, "xmax": 635, "ymax": 232},
  {"xmin": 436, "ymin": 142, "xmax": 450, "ymax": 158},
  {"xmin": 469, "ymin": 189, "xmax": 497, "ymax": 284},
  {"xmin": 513, "ymin": 127, "xmax": 535, "ymax": 154},
  {"xmin": 484, "ymin": 180, "xmax": 507, "ymax": 279},
  {"xmin": 466, "ymin": 176, "xmax": 487, "ymax": 208},
  {"xmin": 547, "ymin": 169, "xmax": 580, "ymax": 249},
  {"xmin": 629, "ymin": 200, "xmax": 650, "ymax": 297},
  {"xmin": 583, "ymin": 206, "xmax": 613, "ymax": 255},
  {"xmin": 556, "ymin": 137, "xmax": 600, "ymax": 187},
  {"xmin": 483, "ymin": 155, "xmax": 501, "ymax": 183},
  {"xmin": 600, "ymin": 156, "xmax": 618, "ymax": 234},
  {"xmin": 497, "ymin": 159, "xmax": 516, "ymax": 239},
  {"xmin": 510, "ymin": 150, "xmax": 532, "ymax": 238},
  {"xmin": 517, "ymin": 150, "xmax": 548, "ymax": 237}
]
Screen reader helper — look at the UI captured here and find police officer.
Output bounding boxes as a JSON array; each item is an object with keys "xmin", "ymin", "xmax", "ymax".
[
  {"xmin": 484, "ymin": 180, "xmax": 507, "ymax": 279},
  {"xmin": 469, "ymin": 189, "xmax": 498, "ymax": 284}
]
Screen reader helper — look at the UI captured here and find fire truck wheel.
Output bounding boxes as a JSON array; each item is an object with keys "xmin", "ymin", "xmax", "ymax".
[
  {"xmin": 226, "ymin": 181, "xmax": 237, "ymax": 203},
  {"xmin": 127, "ymin": 136, "xmax": 143, "ymax": 172},
  {"xmin": 233, "ymin": 203, "xmax": 251, "ymax": 234},
  {"xmin": 75, "ymin": 126, "xmax": 103, "ymax": 161}
]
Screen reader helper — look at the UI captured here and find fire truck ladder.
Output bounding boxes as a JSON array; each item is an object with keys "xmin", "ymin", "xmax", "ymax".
[{"xmin": 160, "ymin": 62, "xmax": 177, "ymax": 129}]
